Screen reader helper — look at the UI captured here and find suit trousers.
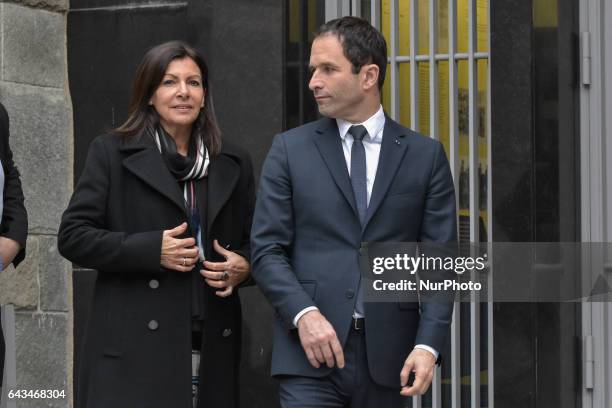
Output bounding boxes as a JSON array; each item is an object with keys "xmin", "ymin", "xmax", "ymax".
[{"xmin": 279, "ymin": 326, "xmax": 403, "ymax": 408}]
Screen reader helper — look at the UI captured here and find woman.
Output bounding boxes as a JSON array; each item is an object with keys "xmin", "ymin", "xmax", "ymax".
[
  {"xmin": 0, "ymin": 102, "xmax": 27, "ymax": 272},
  {"xmin": 58, "ymin": 42, "xmax": 255, "ymax": 408},
  {"xmin": 0, "ymin": 101, "xmax": 28, "ymax": 389}
]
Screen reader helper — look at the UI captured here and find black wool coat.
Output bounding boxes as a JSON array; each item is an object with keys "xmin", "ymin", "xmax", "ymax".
[
  {"xmin": 0, "ymin": 102, "xmax": 27, "ymax": 266},
  {"xmin": 0, "ymin": 102, "xmax": 28, "ymax": 389},
  {"xmin": 58, "ymin": 133, "xmax": 255, "ymax": 408}
]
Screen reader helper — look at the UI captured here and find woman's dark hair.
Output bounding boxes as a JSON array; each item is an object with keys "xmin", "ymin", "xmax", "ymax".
[
  {"xmin": 114, "ymin": 41, "xmax": 222, "ymax": 156},
  {"xmin": 315, "ymin": 16, "xmax": 387, "ymax": 90}
]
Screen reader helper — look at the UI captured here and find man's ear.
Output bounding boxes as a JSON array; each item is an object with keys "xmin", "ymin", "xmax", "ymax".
[{"xmin": 362, "ymin": 64, "xmax": 380, "ymax": 91}]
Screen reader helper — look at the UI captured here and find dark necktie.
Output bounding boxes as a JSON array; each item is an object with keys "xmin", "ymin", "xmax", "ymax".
[
  {"xmin": 349, "ymin": 125, "xmax": 368, "ymax": 224},
  {"xmin": 348, "ymin": 125, "xmax": 368, "ymax": 316}
]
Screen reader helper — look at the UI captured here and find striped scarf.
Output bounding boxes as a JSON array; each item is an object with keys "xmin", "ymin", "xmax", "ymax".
[{"xmin": 153, "ymin": 126, "xmax": 209, "ymax": 181}]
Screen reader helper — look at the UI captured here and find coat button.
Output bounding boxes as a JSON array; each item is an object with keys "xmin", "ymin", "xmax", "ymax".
[
  {"xmin": 149, "ymin": 279, "xmax": 159, "ymax": 289},
  {"xmin": 345, "ymin": 289, "xmax": 355, "ymax": 299},
  {"xmin": 359, "ymin": 243, "xmax": 368, "ymax": 256},
  {"xmin": 222, "ymin": 328, "xmax": 232, "ymax": 338},
  {"xmin": 148, "ymin": 320, "xmax": 159, "ymax": 331}
]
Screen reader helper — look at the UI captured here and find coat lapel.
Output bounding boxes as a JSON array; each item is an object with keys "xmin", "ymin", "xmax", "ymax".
[
  {"xmin": 363, "ymin": 117, "xmax": 410, "ymax": 228},
  {"xmin": 313, "ymin": 118, "xmax": 359, "ymax": 219},
  {"xmin": 206, "ymin": 153, "xmax": 239, "ymax": 233},
  {"xmin": 120, "ymin": 135, "xmax": 187, "ymax": 217}
]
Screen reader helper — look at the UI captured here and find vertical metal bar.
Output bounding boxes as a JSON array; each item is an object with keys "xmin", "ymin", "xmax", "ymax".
[
  {"xmin": 451, "ymin": 303, "xmax": 461, "ymax": 408},
  {"xmin": 352, "ymin": 0, "xmax": 361, "ymax": 16},
  {"xmin": 448, "ymin": 0, "xmax": 461, "ymax": 405},
  {"xmin": 448, "ymin": 0, "xmax": 459, "ymax": 205},
  {"xmin": 429, "ymin": 0, "xmax": 439, "ymax": 139},
  {"xmin": 341, "ymin": 0, "xmax": 352, "ymax": 16},
  {"xmin": 325, "ymin": 0, "xmax": 342, "ymax": 20},
  {"xmin": 413, "ymin": 394, "xmax": 422, "ymax": 408},
  {"xmin": 485, "ymin": 1, "xmax": 493, "ymax": 406},
  {"xmin": 298, "ymin": 0, "xmax": 307, "ymax": 125},
  {"xmin": 371, "ymin": 0, "xmax": 381, "ymax": 29},
  {"xmin": 389, "ymin": 0, "xmax": 399, "ymax": 120},
  {"xmin": 467, "ymin": 0, "xmax": 479, "ymax": 241},
  {"xmin": 410, "ymin": 0, "xmax": 419, "ymax": 129},
  {"xmin": 428, "ymin": 4, "xmax": 440, "ymax": 406},
  {"xmin": 467, "ymin": 1, "xmax": 480, "ymax": 408},
  {"xmin": 432, "ymin": 365, "xmax": 442, "ymax": 408},
  {"xmin": 1, "ymin": 305, "xmax": 16, "ymax": 408},
  {"xmin": 580, "ymin": 0, "xmax": 605, "ymax": 404}
]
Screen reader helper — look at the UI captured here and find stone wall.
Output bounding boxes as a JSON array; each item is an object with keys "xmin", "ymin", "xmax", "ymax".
[{"xmin": 0, "ymin": 0, "xmax": 73, "ymax": 406}]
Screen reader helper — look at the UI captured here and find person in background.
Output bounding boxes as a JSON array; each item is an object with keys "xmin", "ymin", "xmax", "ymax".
[
  {"xmin": 0, "ymin": 101, "xmax": 28, "ymax": 392},
  {"xmin": 58, "ymin": 41, "xmax": 255, "ymax": 408}
]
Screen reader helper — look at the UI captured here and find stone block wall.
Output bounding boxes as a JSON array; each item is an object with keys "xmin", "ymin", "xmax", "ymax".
[{"xmin": 0, "ymin": 0, "xmax": 73, "ymax": 406}]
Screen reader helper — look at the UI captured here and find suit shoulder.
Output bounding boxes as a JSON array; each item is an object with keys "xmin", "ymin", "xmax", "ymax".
[
  {"xmin": 392, "ymin": 122, "xmax": 442, "ymax": 152},
  {"xmin": 278, "ymin": 117, "xmax": 330, "ymax": 143}
]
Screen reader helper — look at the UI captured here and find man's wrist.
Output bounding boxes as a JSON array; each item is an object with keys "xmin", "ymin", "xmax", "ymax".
[
  {"xmin": 293, "ymin": 306, "xmax": 319, "ymax": 328},
  {"xmin": 414, "ymin": 344, "xmax": 438, "ymax": 360}
]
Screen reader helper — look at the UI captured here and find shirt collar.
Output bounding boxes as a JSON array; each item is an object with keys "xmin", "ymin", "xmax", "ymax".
[{"xmin": 336, "ymin": 105, "xmax": 385, "ymax": 143}]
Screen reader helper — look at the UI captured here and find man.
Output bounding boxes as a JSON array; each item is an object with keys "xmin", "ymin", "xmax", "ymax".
[
  {"xmin": 251, "ymin": 17, "xmax": 456, "ymax": 407},
  {"xmin": 0, "ymin": 101, "xmax": 28, "ymax": 389}
]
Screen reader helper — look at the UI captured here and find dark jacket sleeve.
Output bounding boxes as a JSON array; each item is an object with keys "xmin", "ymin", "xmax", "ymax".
[
  {"xmin": 250, "ymin": 134, "xmax": 317, "ymax": 327},
  {"xmin": 57, "ymin": 136, "xmax": 163, "ymax": 273},
  {"xmin": 0, "ymin": 103, "xmax": 28, "ymax": 267},
  {"xmin": 414, "ymin": 141, "xmax": 458, "ymax": 353}
]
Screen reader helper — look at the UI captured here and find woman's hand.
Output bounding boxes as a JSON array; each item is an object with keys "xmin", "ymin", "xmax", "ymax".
[
  {"xmin": 0, "ymin": 236, "xmax": 20, "ymax": 271},
  {"xmin": 160, "ymin": 222, "xmax": 199, "ymax": 272},
  {"xmin": 201, "ymin": 239, "xmax": 251, "ymax": 297}
]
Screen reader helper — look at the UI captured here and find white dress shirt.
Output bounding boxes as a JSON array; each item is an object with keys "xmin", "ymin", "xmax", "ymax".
[{"xmin": 292, "ymin": 106, "xmax": 438, "ymax": 359}]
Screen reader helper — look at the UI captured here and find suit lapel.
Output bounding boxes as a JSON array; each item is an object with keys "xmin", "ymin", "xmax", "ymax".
[
  {"xmin": 363, "ymin": 118, "xmax": 410, "ymax": 228},
  {"xmin": 206, "ymin": 153, "xmax": 239, "ymax": 233},
  {"xmin": 121, "ymin": 136, "xmax": 187, "ymax": 216},
  {"xmin": 313, "ymin": 118, "xmax": 359, "ymax": 219}
]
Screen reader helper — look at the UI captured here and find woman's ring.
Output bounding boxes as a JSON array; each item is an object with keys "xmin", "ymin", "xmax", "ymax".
[
  {"xmin": 222, "ymin": 271, "xmax": 229, "ymax": 281},
  {"xmin": 182, "ymin": 257, "xmax": 186, "ymax": 266}
]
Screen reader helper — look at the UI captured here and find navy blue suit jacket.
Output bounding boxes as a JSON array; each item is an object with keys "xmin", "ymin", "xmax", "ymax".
[{"xmin": 251, "ymin": 116, "xmax": 457, "ymax": 388}]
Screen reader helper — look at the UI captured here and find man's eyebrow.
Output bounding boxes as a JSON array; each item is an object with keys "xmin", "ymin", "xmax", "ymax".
[{"xmin": 309, "ymin": 62, "xmax": 338, "ymax": 71}]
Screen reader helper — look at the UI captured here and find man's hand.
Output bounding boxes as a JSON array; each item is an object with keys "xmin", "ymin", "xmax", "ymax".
[
  {"xmin": 0, "ymin": 236, "xmax": 20, "ymax": 270},
  {"xmin": 297, "ymin": 310, "xmax": 345, "ymax": 369},
  {"xmin": 400, "ymin": 348, "xmax": 436, "ymax": 396}
]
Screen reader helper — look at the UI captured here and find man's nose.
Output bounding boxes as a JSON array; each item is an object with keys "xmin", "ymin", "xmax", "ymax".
[{"xmin": 309, "ymin": 73, "xmax": 321, "ymax": 91}]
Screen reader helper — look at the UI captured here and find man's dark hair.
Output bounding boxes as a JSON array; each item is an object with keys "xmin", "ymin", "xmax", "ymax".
[{"xmin": 315, "ymin": 16, "xmax": 387, "ymax": 90}]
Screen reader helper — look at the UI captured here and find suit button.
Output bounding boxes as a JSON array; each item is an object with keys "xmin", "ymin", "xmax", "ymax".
[
  {"xmin": 345, "ymin": 289, "xmax": 355, "ymax": 299},
  {"xmin": 148, "ymin": 320, "xmax": 159, "ymax": 331},
  {"xmin": 222, "ymin": 328, "xmax": 232, "ymax": 338},
  {"xmin": 149, "ymin": 279, "xmax": 159, "ymax": 289}
]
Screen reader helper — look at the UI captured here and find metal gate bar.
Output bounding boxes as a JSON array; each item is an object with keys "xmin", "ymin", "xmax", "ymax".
[{"xmin": 0, "ymin": 305, "xmax": 16, "ymax": 408}]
